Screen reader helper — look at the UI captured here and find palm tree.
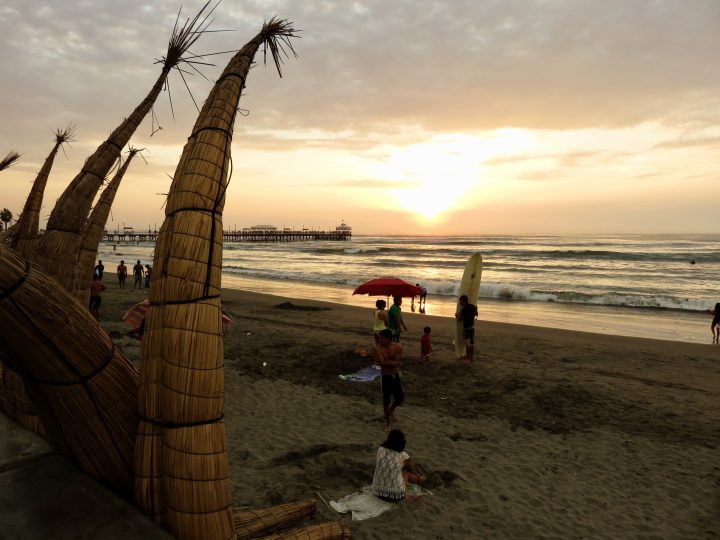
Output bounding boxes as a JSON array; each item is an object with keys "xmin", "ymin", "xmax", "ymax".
[{"xmin": 0, "ymin": 208, "xmax": 13, "ymax": 231}]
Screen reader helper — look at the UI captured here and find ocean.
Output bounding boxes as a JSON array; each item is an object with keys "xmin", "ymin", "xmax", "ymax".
[{"xmin": 98, "ymin": 234, "xmax": 719, "ymax": 344}]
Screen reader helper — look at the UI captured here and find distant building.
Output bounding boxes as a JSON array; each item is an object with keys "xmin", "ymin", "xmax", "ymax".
[
  {"xmin": 250, "ymin": 225, "xmax": 277, "ymax": 232},
  {"xmin": 335, "ymin": 221, "xmax": 352, "ymax": 233}
]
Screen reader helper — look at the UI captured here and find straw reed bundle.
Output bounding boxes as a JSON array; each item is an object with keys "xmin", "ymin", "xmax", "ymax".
[
  {"xmin": 0, "ymin": 363, "xmax": 47, "ymax": 438},
  {"xmin": 10, "ymin": 126, "xmax": 76, "ymax": 259},
  {"xmin": 135, "ymin": 135, "xmax": 197, "ymax": 528},
  {"xmin": 136, "ymin": 17, "xmax": 298, "ymax": 539},
  {"xmin": 74, "ymin": 148, "xmax": 141, "ymax": 305},
  {"xmin": 234, "ymin": 501, "xmax": 316, "ymax": 539},
  {"xmin": 261, "ymin": 522, "xmax": 351, "ymax": 540},
  {"xmin": 0, "ymin": 245, "xmax": 139, "ymax": 497},
  {"xmin": 1, "ymin": 128, "xmax": 74, "ymax": 436},
  {"xmin": 33, "ymin": 3, "xmax": 214, "ymax": 292},
  {"xmin": 0, "ymin": 151, "xmax": 20, "ymax": 171}
]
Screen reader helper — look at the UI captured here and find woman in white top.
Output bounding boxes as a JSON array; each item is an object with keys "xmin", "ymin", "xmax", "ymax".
[
  {"xmin": 371, "ymin": 430, "xmax": 426, "ymax": 502},
  {"xmin": 372, "ymin": 299, "xmax": 388, "ymax": 344}
]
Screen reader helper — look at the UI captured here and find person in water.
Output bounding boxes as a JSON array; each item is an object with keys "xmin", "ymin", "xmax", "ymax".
[{"xmin": 371, "ymin": 429, "xmax": 426, "ymax": 503}]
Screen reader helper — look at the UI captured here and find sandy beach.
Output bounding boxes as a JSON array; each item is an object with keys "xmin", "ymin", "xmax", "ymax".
[{"xmin": 100, "ymin": 284, "xmax": 720, "ymax": 539}]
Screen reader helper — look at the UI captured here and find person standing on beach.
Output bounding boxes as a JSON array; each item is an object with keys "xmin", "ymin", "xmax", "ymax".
[
  {"xmin": 89, "ymin": 274, "xmax": 106, "ymax": 320},
  {"xmin": 420, "ymin": 326, "xmax": 432, "ymax": 362},
  {"xmin": 387, "ymin": 296, "xmax": 407, "ymax": 343},
  {"xmin": 709, "ymin": 302, "xmax": 720, "ymax": 343},
  {"xmin": 116, "ymin": 260, "xmax": 127, "ymax": 289},
  {"xmin": 132, "ymin": 260, "xmax": 144, "ymax": 290},
  {"xmin": 373, "ymin": 299, "xmax": 388, "ymax": 344},
  {"xmin": 144, "ymin": 264, "xmax": 152, "ymax": 288},
  {"xmin": 455, "ymin": 294, "xmax": 478, "ymax": 363},
  {"xmin": 94, "ymin": 260, "xmax": 104, "ymax": 280},
  {"xmin": 375, "ymin": 328, "xmax": 404, "ymax": 431}
]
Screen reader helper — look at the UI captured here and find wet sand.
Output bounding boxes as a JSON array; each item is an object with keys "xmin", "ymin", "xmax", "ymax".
[{"xmin": 101, "ymin": 285, "xmax": 720, "ymax": 539}]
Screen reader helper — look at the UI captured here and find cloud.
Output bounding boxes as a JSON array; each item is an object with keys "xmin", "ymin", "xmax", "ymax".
[
  {"xmin": 2, "ymin": 0, "xmax": 719, "ymax": 150},
  {"xmin": 1, "ymin": 1, "xmax": 718, "ymax": 234},
  {"xmin": 319, "ymin": 179, "xmax": 420, "ymax": 189},
  {"xmin": 485, "ymin": 149, "xmax": 632, "ymax": 169},
  {"xmin": 653, "ymin": 136, "xmax": 720, "ymax": 150}
]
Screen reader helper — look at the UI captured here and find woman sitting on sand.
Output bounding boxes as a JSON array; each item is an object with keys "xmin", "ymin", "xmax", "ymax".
[{"xmin": 371, "ymin": 430, "xmax": 426, "ymax": 502}]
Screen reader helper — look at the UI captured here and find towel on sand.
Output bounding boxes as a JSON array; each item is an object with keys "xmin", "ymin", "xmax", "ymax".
[
  {"xmin": 329, "ymin": 484, "xmax": 431, "ymax": 521},
  {"xmin": 338, "ymin": 365, "xmax": 381, "ymax": 382}
]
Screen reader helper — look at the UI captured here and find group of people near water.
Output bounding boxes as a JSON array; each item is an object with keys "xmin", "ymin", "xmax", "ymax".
[
  {"xmin": 87, "ymin": 258, "xmax": 152, "ymax": 320},
  {"xmin": 366, "ymin": 292, "xmax": 478, "ymax": 503},
  {"xmin": 112, "ymin": 259, "xmax": 152, "ymax": 290}
]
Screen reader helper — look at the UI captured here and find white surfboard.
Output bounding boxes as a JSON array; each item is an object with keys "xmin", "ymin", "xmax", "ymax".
[{"xmin": 454, "ymin": 253, "xmax": 483, "ymax": 358}]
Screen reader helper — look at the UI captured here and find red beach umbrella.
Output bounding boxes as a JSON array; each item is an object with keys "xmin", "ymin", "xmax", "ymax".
[{"xmin": 352, "ymin": 278, "xmax": 422, "ymax": 298}]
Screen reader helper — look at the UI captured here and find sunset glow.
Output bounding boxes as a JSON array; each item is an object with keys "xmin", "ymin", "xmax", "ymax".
[{"xmin": 0, "ymin": 1, "xmax": 718, "ymax": 234}]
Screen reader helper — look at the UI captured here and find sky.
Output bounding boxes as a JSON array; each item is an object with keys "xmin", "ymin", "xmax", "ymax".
[{"xmin": 1, "ymin": 0, "xmax": 719, "ymax": 235}]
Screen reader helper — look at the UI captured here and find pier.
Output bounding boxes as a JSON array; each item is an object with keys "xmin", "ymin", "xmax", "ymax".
[{"xmin": 102, "ymin": 226, "xmax": 351, "ymax": 243}]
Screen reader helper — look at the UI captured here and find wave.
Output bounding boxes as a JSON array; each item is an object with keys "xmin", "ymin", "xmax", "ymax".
[
  {"xmin": 221, "ymin": 265, "xmax": 712, "ymax": 313},
  {"xmin": 477, "ymin": 284, "xmax": 711, "ymax": 312}
]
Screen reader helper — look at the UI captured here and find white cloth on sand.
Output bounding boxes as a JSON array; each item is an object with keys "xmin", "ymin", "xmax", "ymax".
[{"xmin": 329, "ymin": 484, "xmax": 432, "ymax": 521}]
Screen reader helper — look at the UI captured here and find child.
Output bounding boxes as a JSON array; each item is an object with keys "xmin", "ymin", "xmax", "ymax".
[
  {"xmin": 420, "ymin": 326, "xmax": 432, "ymax": 362},
  {"xmin": 710, "ymin": 302, "xmax": 720, "ymax": 343}
]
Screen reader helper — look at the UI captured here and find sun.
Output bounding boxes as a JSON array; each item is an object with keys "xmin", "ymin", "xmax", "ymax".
[
  {"xmin": 371, "ymin": 131, "xmax": 533, "ymax": 221},
  {"xmin": 379, "ymin": 137, "xmax": 482, "ymax": 219}
]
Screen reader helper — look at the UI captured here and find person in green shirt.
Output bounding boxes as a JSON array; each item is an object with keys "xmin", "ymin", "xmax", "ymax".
[{"xmin": 387, "ymin": 295, "xmax": 407, "ymax": 343}]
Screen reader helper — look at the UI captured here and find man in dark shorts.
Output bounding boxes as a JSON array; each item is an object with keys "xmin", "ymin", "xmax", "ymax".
[
  {"xmin": 94, "ymin": 260, "xmax": 104, "ymax": 280},
  {"xmin": 374, "ymin": 328, "xmax": 404, "ymax": 431},
  {"xmin": 455, "ymin": 294, "xmax": 478, "ymax": 363},
  {"xmin": 89, "ymin": 274, "xmax": 106, "ymax": 320},
  {"xmin": 132, "ymin": 260, "xmax": 144, "ymax": 290},
  {"xmin": 387, "ymin": 296, "xmax": 407, "ymax": 343},
  {"xmin": 117, "ymin": 260, "xmax": 127, "ymax": 288}
]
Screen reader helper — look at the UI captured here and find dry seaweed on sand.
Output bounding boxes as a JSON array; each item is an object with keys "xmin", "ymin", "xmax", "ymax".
[
  {"xmin": 0, "ymin": 245, "xmax": 139, "ymax": 497},
  {"xmin": 33, "ymin": 1, "xmax": 218, "ymax": 292},
  {"xmin": 136, "ymin": 16, "xmax": 298, "ymax": 539}
]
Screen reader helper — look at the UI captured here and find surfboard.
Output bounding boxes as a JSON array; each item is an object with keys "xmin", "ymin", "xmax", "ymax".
[{"xmin": 454, "ymin": 253, "xmax": 483, "ymax": 358}]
